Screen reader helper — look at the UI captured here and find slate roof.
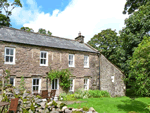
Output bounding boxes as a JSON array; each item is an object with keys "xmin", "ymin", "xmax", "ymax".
[{"xmin": 0, "ymin": 27, "xmax": 98, "ymax": 53}]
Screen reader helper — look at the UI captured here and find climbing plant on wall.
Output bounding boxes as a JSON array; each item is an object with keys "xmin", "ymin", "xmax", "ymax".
[{"xmin": 47, "ymin": 69, "xmax": 72, "ymax": 91}]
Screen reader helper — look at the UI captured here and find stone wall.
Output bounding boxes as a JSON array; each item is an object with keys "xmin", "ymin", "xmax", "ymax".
[
  {"xmin": 100, "ymin": 54, "xmax": 126, "ymax": 97},
  {"xmin": 0, "ymin": 41, "xmax": 99, "ymax": 94}
]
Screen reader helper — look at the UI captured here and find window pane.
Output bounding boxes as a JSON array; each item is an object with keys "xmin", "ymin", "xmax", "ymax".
[
  {"xmin": 69, "ymin": 61, "xmax": 73, "ymax": 66},
  {"xmin": 10, "ymin": 78, "xmax": 14, "ymax": 86},
  {"xmin": 10, "ymin": 57, "xmax": 13, "ymax": 62},
  {"xmin": 52, "ymin": 80, "xmax": 54, "ymax": 89},
  {"xmin": 55, "ymin": 79, "xmax": 57, "ymax": 89},
  {"xmin": 69, "ymin": 55, "xmax": 73, "ymax": 60},
  {"xmin": 37, "ymin": 79, "xmax": 38, "ymax": 85},
  {"xmin": 41, "ymin": 52, "xmax": 43, "ymax": 58},
  {"xmin": 41, "ymin": 59, "xmax": 43, "ymax": 64},
  {"xmin": 44, "ymin": 53, "xmax": 46, "ymax": 58},
  {"xmin": 43, "ymin": 59, "xmax": 46, "ymax": 64},
  {"xmin": 6, "ymin": 49, "xmax": 9, "ymax": 55},
  {"xmin": 33, "ymin": 86, "xmax": 36, "ymax": 91},
  {"xmin": 6, "ymin": 56, "xmax": 9, "ymax": 62},
  {"xmin": 10, "ymin": 49, "xmax": 14, "ymax": 55},
  {"xmin": 36, "ymin": 86, "xmax": 39, "ymax": 91},
  {"xmin": 33, "ymin": 79, "xmax": 36, "ymax": 85}
]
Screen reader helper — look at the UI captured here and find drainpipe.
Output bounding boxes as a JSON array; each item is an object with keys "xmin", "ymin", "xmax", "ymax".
[{"xmin": 97, "ymin": 52, "xmax": 101, "ymax": 90}]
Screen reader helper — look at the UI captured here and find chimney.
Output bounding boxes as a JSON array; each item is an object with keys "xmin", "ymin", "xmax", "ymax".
[{"xmin": 75, "ymin": 31, "xmax": 84, "ymax": 43}]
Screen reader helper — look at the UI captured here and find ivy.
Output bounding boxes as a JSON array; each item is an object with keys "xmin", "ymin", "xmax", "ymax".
[{"xmin": 47, "ymin": 69, "xmax": 72, "ymax": 91}]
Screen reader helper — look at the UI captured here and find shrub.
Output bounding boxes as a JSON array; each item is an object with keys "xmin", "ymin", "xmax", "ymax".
[
  {"xmin": 60, "ymin": 103, "xmax": 66, "ymax": 109},
  {"xmin": 72, "ymin": 111, "xmax": 82, "ymax": 113},
  {"xmin": 83, "ymin": 106, "xmax": 89, "ymax": 111},
  {"xmin": 50, "ymin": 101, "xmax": 58, "ymax": 108},
  {"xmin": 74, "ymin": 89, "xmax": 110, "ymax": 99}
]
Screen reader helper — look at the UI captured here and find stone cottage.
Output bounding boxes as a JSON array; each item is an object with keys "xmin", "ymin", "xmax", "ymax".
[{"xmin": 0, "ymin": 26, "xmax": 125, "ymax": 97}]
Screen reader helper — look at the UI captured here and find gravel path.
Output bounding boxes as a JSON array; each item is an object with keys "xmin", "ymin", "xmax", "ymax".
[{"xmin": 62, "ymin": 100, "xmax": 87, "ymax": 105}]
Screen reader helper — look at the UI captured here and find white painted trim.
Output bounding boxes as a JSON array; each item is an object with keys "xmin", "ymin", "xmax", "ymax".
[
  {"xmin": 68, "ymin": 54, "xmax": 75, "ymax": 67},
  {"xmin": 69, "ymin": 78, "xmax": 74, "ymax": 92},
  {"xmin": 40, "ymin": 51, "xmax": 48, "ymax": 66},
  {"xmin": 111, "ymin": 76, "xmax": 114, "ymax": 83},
  {"xmin": 84, "ymin": 55, "xmax": 89, "ymax": 68},
  {"xmin": 84, "ymin": 78, "xmax": 89, "ymax": 90},
  {"xmin": 32, "ymin": 78, "xmax": 41, "ymax": 94},
  {"xmin": 51, "ymin": 79, "xmax": 59, "ymax": 90},
  {"xmin": 4, "ymin": 47, "xmax": 15, "ymax": 65}
]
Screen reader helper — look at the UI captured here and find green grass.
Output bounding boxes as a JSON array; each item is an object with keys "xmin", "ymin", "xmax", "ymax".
[{"xmin": 67, "ymin": 97, "xmax": 150, "ymax": 113}]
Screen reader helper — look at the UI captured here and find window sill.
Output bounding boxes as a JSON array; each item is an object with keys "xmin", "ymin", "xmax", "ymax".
[
  {"xmin": 40, "ymin": 64, "xmax": 48, "ymax": 67},
  {"xmin": 84, "ymin": 66, "xmax": 89, "ymax": 69},
  {"xmin": 4, "ymin": 62, "xmax": 15, "ymax": 65},
  {"xmin": 69, "ymin": 65, "xmax": 75, "ymax": 68}
]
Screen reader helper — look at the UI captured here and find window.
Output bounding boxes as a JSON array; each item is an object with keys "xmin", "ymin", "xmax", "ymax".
[
  {"xmin": 32, "ymin": 78, "xmax": 41, "ymax": 93},
  {"xmin": 84, "ymin": 56, "xmax": 89, "ymax": 68},
  {"xmin": 69, "ymin": 54, "xmax": 75, "ymax": 67},
  {"xmin": 40, "ymin": 51, "xmax": 48, "ymax": 66},
  {"xmin": 5, "ymin": 47, "xmax": 15, "ymax": 64},
  {"xmin": 84, "ymin": 78, "xmax": 89, "ymax": 90},
  {"xmin": 51, "ymin": 79, "xmax": 59, "ymax": 90},
  {"xmin": 111, "ymin": 76, "xmax": 114, "ymax": 83},
  {"xmin": 10, "ymin": 78, "xmax": 15, "ymax": 86},
  {"xmin": 69, "ymin": 79, "xmax": 74, "ymax": 92}
]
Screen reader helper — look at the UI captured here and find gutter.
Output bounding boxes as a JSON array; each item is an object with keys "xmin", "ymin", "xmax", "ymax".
[{"xmin": 97, "ymin": 52, "xmax": 101, "ymax": 90}]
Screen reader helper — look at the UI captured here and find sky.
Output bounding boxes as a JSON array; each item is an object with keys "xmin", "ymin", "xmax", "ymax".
[{"xmin": 9, "ymin": 0, "xmax": 129, "ymax": 43}]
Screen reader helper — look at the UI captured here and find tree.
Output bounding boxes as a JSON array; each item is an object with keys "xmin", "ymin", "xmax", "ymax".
[
  {"xmin": 123, "ymin": 0, "xmax": 149, "ymax": 14},
  {"xmin": 119, "ymin": 1, "xmax": 150, "ymax": 73},
  {"xmin": 128, "ymin": 36, "xmax": 150, "ymax": 96},
  {"xmin": 38, "ymin": 28, "xmax": 52, "ymax": 36},
  {"xmin": 88, "ymin": 29, "xmax": 122, "ymax": 66},
  {"xmin": 0, "ymin": 0, "xmax": 22, "ymax": 27},
  {"xmin": 20, "ymin": 27, "xmax": 34, "ymax": 32}
]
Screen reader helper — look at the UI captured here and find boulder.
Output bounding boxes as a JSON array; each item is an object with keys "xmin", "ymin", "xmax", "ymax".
[
  {"xmin": 62, "ymin": 106, "xmax": 67, "ymax": 111},
  {"xmin": 14, "ymin": 88, "xmax": 20, "ymax": 94},
  {"xmin": 65, "ymin": 109, "xmax": 72, "ymax": 113},
  {"xmin": 89, "ymin": 107, "xmax": 95, "ymax": 112}
]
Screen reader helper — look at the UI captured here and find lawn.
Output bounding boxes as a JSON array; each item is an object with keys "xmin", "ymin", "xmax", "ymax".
[{"xmin": 67, "ymin": 97, "xmax": 150, "ymax": 113}]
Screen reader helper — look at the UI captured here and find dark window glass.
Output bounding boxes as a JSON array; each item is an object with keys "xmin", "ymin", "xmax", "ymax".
[
  {"xmin": 6, "ymin": 56, "xmax": 9, "ymax": 62},
  {"xmin": 55, "ymin": 79, "xmax": 57, "ymax": 89},
  {"xmin": 41, "ymin": 59, "xmax": 43, "ymax": 64},
  {"xmin": 44, "ymin": 53, "xmax": 46, "ymax": 58},
  {"xmin": 43, "ymin": 59, "xmax": 46, "ymax": 64},
  {"xmin": 10, "ymin": 78, "xmax": 14, "ymax": 86},
  {"xmin": 33, "ymin": 79, "xmax": 36, "ymax": 85},
  {"xmin": 52, "ymin": 80, "xmax": 54, "ymax": 89},
  {"xmin": 6, "ymin": 49, "xmax": 9, "ymax": 55},
  {"xmin": 37, "ymin": 79, "xmax": 39, "ymax": 85},
  {"xmin": 10, "ymin": 57, "xmax": 13, "ymax": 62},
  {"xmin": 10, "ymin": 49, "xmax": 13, "ymax": 55},
  {"xmin": 41, "ymin": 52, "xmax": 43, "ymax": 58}
]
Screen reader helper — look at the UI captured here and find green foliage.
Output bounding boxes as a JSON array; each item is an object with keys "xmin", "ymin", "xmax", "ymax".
[
  {"xmin": 38, "ymin": 28, "xmax": 52, "ymax": 36},
  {"xmin": 60, "ymin": 103, "xmax": 66, "ymax": 109},
  {"xmin": 4, "ymin": 70, "xmax": 10, "ymax": 86},
  {"xmin": 20, "ymin": 27, "xmax": 34, "ymax": 32},
  {"xmin": 123, "ymin": 0, "xmax": 149, "ymax": 14},
  {"xmin": 88, "ymin": 29, "xmax": 122, "ymax": 67},
  {"xmin": 145, "ymin": 104, "xmax": 150, "ymax": 112},
  {"xmin": 128, "ymin": 36, "xmax": 150, "ymax": 96},
  {"xmin": 36, "ymin": 95, "xmax": 42, "ymax": 99},
  {"xmin": 72, "ymin": 111, "xmax": 82, "ymax": 113},
  {"xmin": 47, "ymin": 69, "xmax": 72, "ymax": 91},
  {"xmin": 88, "ymin": 90, "xmax": 110, "ymax": 98},
  {"xmin": 83, "ymin": 106, "xmax": 89, "ymax": 111},
  {"xmin": 0, "ymin": 0, "xmax": 22, "ymax": 27},
  {"xmin": 19, "ymin": 76, "xmax": 25, "ymax": 92},
  {"xmin": 50, "ymin": 101, "xmax": 57, "ymax": 108}
]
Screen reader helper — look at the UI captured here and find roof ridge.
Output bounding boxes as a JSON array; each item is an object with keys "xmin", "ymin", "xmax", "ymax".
[{"xmin": 1, "ymin": 26, "xmax": 77, "ymax": 42}]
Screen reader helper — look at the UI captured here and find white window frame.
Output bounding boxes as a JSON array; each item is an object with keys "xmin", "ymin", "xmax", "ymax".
[
  {"xmin": 10, "ymin": 77, "xmax": 15, "ymax": 86},
  {"xmin": 111, "ymin": 76, "xmax": 114, "ymax": 83},
  {"xmin": 84, "ymin": 55, "xmax": 89, "ymax": 68},
  {"xmin": 84, "ymin": 78, "xmax": 89, "ymax": 90},
  {"xmin": 69, "ymin": 79, "xmax": 74, "ymax": 92},
  {"xmin": 4, "ymin": 47, "xmax": 15, "ymax": 64},
  {"xmin": 51, "ymin": 79, "xmax": 59, "ymax": 90},
  {"xmin": 32, "ymin": 78, "xmax": 41, "ymax": 94},
  {"xmin": 40, "ymin": 51, "xmax": 48, "ymax": 66},
  {"xmin": 68, "ymin": 54, "xmax": 75, "ymax": 67}
]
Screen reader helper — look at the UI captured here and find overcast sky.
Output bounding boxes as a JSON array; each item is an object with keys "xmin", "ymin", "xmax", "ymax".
[{"xmin": 10, "ymin": 0, "xmax": 129, "ymax": 43}]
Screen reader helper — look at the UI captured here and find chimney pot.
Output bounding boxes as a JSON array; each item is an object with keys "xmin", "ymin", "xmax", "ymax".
[{"xmin": 75, "ymin": 31, "xmax": 84, "ymax": 43}]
